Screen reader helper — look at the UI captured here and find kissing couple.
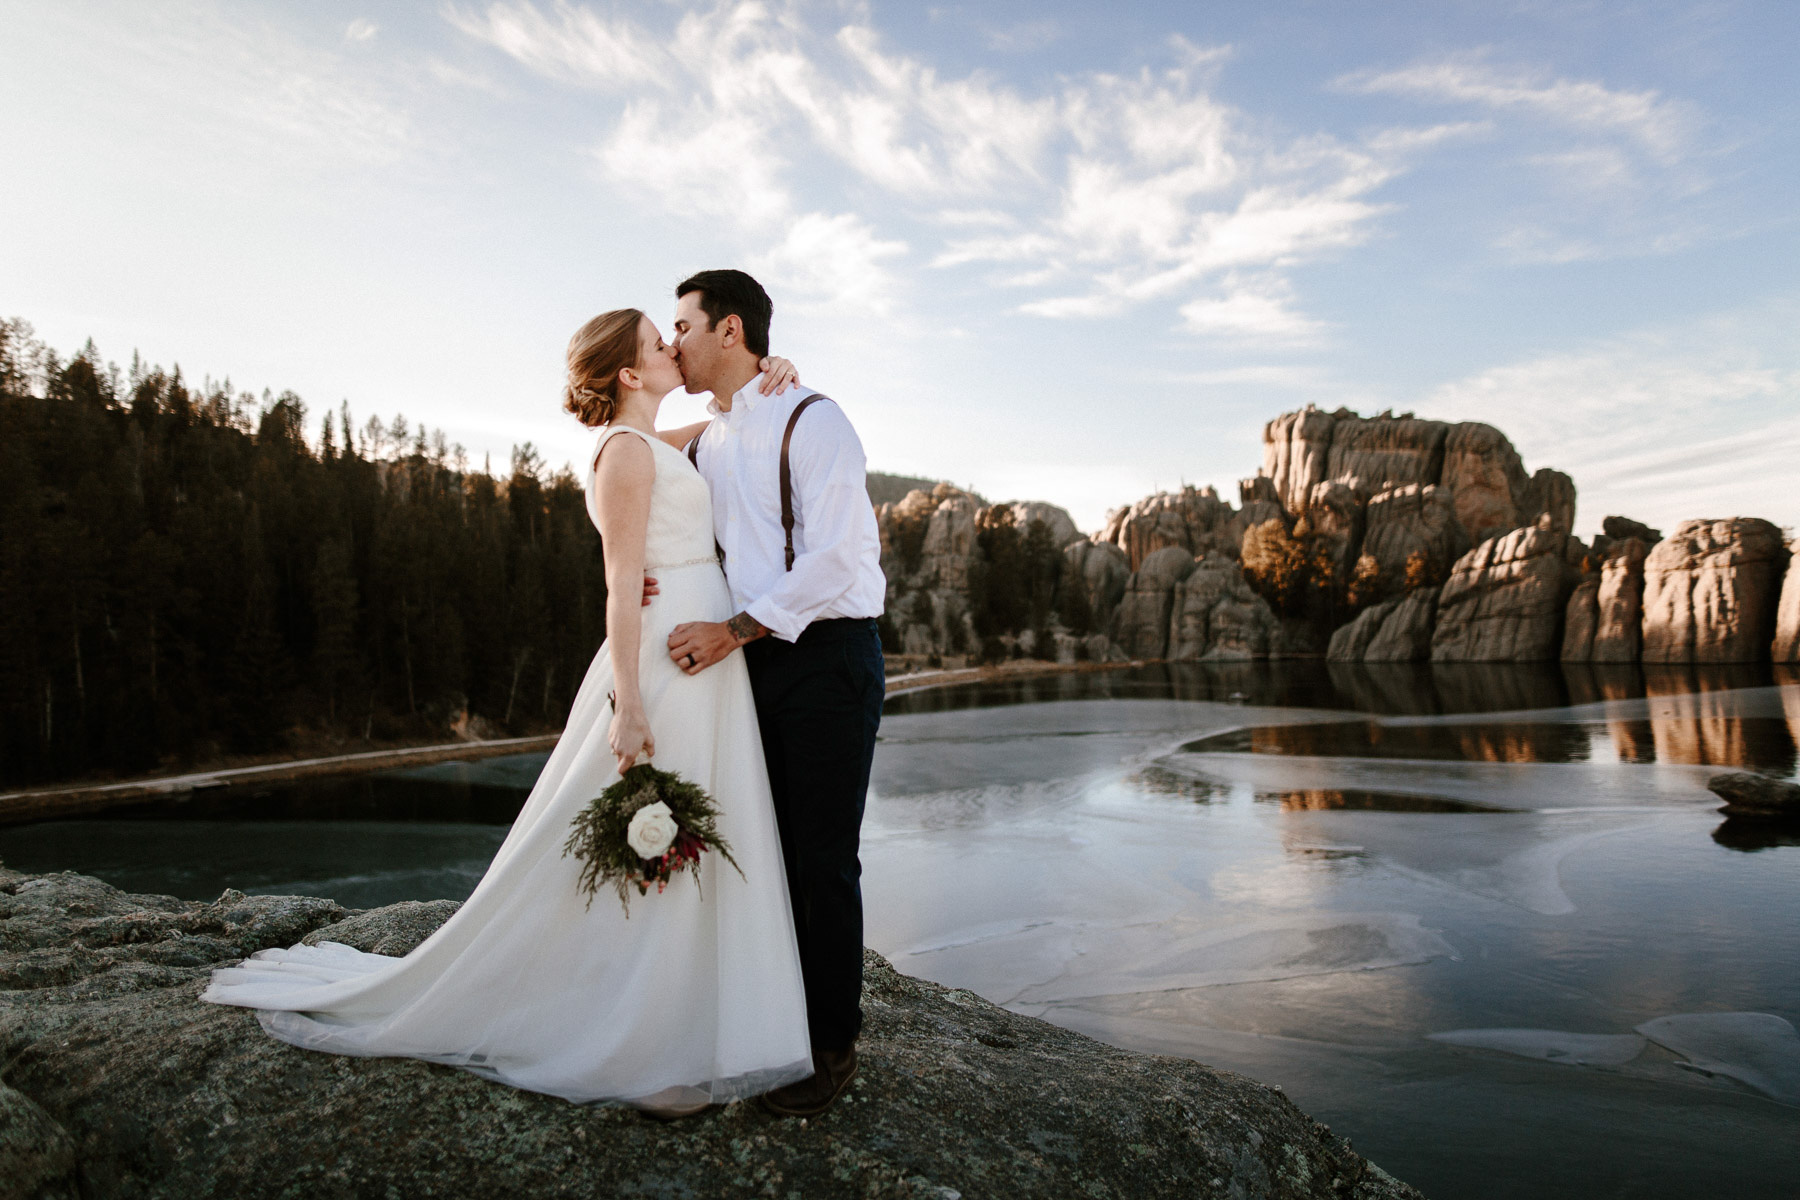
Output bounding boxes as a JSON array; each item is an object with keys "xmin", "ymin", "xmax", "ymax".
[{"xmin": 204, "ymin": 269, "xmax": 887, "ymax": 1119}]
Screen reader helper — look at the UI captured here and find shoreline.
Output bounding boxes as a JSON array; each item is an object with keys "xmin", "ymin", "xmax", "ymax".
[{"xmin": 0, "ymin": 657, "xmax": 1118, "ymax": 826}]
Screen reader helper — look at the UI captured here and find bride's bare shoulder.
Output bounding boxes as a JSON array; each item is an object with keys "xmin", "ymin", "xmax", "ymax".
[{"xmin": 592, "ymin": 426, "xmax": 657, "ymax": 477}]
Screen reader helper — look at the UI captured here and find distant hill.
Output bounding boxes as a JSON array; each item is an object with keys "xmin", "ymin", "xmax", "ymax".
[{"xmin": 867, "ymin": 470, "xmax": 984, "ymax": 507}]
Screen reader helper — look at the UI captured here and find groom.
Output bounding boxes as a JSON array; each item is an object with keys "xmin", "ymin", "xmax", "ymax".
[{"xmin": 662, "ymin": 269, "xmax": 886, "ymax": 1117}]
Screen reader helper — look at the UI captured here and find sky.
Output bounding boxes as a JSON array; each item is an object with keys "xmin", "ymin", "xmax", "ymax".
[{"xmin": 2, "ymin": 0, "xmax": 1796, "ymax": 539}]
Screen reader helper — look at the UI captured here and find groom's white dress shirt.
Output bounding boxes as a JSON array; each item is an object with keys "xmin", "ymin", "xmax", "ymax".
[{"xmin": 692, "ymin": 375, "xmax": 886, "ymax": 643}]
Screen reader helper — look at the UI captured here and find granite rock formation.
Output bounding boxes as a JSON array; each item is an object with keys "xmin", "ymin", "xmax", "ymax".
[
  {"xmin": 1111, "ymin": 547, "xmax": 1198, "ymax": 660},
  {"xmin": 1098, "ymin": 486, "xmax": 1242, "ymax": 571},
  {"xmin": 1167, "ymin": 559, "xmax": 1283, "ymax": 661},
  {"xmin": 0, "ymin": 867, "xmax": 1422, "ymax": 1200},
  {"xmin": 1431, "ymin": 525, "xmax": 1579, "ymax": 662},
  {"xmin": 1641, "ymin": 519, "xmax": 1789, "ymax": 663},
  {"xmin": 1773, "ymin": 543, "xmax": 1800, "ymax": 662},
  {"xmin": 1563, "ymin": 537, "xmax": 1650, "ymax": 662}
]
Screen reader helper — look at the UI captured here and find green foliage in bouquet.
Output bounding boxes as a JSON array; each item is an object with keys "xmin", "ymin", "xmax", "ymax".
[{"xmin": 562, "ymin": 764, "xmax": 743, "ymax": 915}]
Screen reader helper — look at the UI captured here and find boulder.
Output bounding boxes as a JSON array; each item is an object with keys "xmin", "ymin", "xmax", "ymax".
[
  {"xmin": 1006, "ymin": 501, "xmax": 1083, "ymax": 549},
  {"xmin": 1774, "ymin": 549, "xmax": 1800, "ymax": 662},
  {"xmin": 920, "ymin": 493, "xmax": 980, "ymax": 591},
  {"xmin": 1431, "ymin": 526, "xmax": 1577, "ymax": 662},
  {"xmin": 1706, "ymin": 772, "xmax": 1800, "ymax": 819},
  {"xmin": 1440, "ymin": 422, "xmax": 1531, "ymax": 546},
  {"xmin": 1365, "ymin": 588, "xmax": 1439, "ymax": 662},
  {"xmin": 1166, "ymin": 559, "xmax": 1282, "ymax": 660},
  {"xmin": 1110, "ymin": 547, "xmax": 1196, "ymax": 659},
  {"xmin": 0, "ymin": 868, "xmax": 1422, "ymax": 1200},
  {"xmin": 1361, "ymin": 483, "xmax": 1464, "ymax": 584},
  {"xmin": 1327, "ymin": 599, "xmax": 1400, "ymax": 662},
  {"xmin": 1641, "ymin": 519, "xmax": 1789, "ymax": 663}
]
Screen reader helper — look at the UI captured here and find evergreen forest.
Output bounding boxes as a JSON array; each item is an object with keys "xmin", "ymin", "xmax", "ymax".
[{"xmin": 0, "ymin": 320, "xmax": 612, "ymax": 788}]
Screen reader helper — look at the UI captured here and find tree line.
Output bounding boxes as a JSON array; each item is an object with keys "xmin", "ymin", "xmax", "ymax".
[{"xmin": 0, "ymin": 319, "xmax": 611, "ymax": 788}]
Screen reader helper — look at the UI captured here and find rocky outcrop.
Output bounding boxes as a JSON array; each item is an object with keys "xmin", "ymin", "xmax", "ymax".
[
  {"xmin": 1111, "ymin": 547, "xmax": 1197, "ymax": 659},
  {"xmin": 1098, "ymin": 486, "xmax": 1241, "ymax": 570},
  {"xmin": 1361, "ymin": 484, "xmax": 1464, "ymax": 583},
  {"xmin": 1773, "ymin": 545, "xmax": 1800, "ymax": 662},
  {"xmin": 1167, "ymin": 559, "xmax": 1282, "ymax": 660},
  {"xmin": 1006, "ymin": 501, "xmax": 1083, "ymax": 550},
  {"xmin": 1641, "ymin": 519, "xmax": 1789, "ymax": 663},
  {"xmin": 1563, "ymin": 538, "xmax": 1650, "ymax": 662},
  {"xmin": 1326, "ymin": 590, "xmax": 1438, "ymax": 663},
  {"xmin": 1431, "ymin": 526, "xmax": 1578, "ymax": 662},
  {"xmin": 0, "ymin": 867, "xmax": 1421, "ymax": 1200}
]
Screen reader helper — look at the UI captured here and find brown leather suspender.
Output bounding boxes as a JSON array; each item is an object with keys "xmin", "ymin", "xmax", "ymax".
[
  {"xmin": 779, "ymin": 395, "xmax": 826, "ymax": 570},
  {"xmin": 687, "ymin": 393, "xmax": 829, "ymax": 573}
]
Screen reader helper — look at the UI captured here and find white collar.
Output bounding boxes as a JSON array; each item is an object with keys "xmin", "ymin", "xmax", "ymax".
[{"xmin": 704, "ymin": 372, "xmax": 769, "ymax": 419}]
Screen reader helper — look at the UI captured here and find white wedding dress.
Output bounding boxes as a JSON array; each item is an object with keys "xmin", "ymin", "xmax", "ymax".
[{"xmin": 202, "ymin": 424, "xmax": 813, "ymax": 1106}]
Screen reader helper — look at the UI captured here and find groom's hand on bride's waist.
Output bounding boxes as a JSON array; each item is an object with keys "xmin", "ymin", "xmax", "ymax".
[{"xmin": 668, "ymin": 613, "xmax": 767, "ymax": 674}]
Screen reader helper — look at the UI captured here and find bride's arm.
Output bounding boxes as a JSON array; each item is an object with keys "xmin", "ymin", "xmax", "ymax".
[
  {"xmin": 656, "ymin": 420, "xmax": 709, "ymax": 451},
  {"xmin": 595, "ymin": 434, "xmax": 657, "ymax": 773}
]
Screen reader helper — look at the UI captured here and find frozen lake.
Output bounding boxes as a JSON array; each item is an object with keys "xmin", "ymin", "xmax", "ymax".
[{"xmin": 7, "ymin": 662, "xmax": 1798, "ymax": 1199}]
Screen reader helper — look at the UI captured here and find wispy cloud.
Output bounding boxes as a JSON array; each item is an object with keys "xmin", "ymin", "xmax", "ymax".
[
  {"xmin": 345, "ymin": 18, "xmax": 378, "ymax": 44},
  {"xmin": 1340, "ymin": 56, "xmax": 1697, "ymax": 163},
  {"xmin": 449, "ymin": 2, "xmax": 1444, "ymax": 329}
]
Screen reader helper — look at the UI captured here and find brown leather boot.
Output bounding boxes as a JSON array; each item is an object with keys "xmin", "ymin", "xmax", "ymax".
[{"xmin": 760, "ymin": 1046, "xmax": 858, "ymax": 1118}]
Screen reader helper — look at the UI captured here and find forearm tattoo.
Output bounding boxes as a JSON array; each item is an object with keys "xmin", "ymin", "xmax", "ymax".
[{"xmin": 727, "ymin": 612, "xmax": 767, "ymax": 643}]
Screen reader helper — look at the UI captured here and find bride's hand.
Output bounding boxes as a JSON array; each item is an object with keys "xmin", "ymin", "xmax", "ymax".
[
  {"xmin": 758, "ymin": 356, "xmax": 800, "ymax": 395},
  {"xmin": 609, "ymin": 701, "xmax": 655, "ymax": 774}
]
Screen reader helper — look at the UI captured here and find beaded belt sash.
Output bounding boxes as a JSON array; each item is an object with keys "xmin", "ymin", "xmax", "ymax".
[{"xmin": 645, "ymin": 554, "xmax": 720, "ymax": 570}]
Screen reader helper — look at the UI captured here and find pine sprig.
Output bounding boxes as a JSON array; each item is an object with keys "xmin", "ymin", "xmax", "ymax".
[{"xmin": 562, "ymin": 764, "xmax": 744, "ymax": 915}]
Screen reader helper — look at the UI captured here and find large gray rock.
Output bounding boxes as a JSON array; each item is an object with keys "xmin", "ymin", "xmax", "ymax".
[
  {"xmin": 1327, "ymin": 600, "xmax": 1400, "ymax": 662},
  {"xmin": 1602, "ymin": 515, "xmax": 1662, "ymax": 545},
  {"xmin": 1296, "ymin": 481, "xmax": 1363, "ymax": 583},
  {"xmin": 1706, "ymin": 772, "xmax": 1800, "ymax": 819},
  {"xmin": 1110, "ymin": 547, "xmax": 1197, "ymax": 659},
  {"xmin": 0, "ymin": 868, "xmax": 1420, "ymax": 1200},
  {"xmin": 1327, "ymin": 591, "xmax": 1438, "ymax": 663},
  {"xmin": 1365, "ymin": 588, "xmax": 1439, "ymax": 662},
  {"xmin": 1641, "ymin": 518, "xmax": 1788, "ymax": 663},
  {"xmin": 1522, "ymin": 468, "xmax": 1577, "ymax": 535},
  {"xmin": 1166, "ymin": 559, "xmax": 1282, "ymax": 660},
  {"xmin": 1431, "ymin": 525, "xmax": 1577, "ymax": 662}
]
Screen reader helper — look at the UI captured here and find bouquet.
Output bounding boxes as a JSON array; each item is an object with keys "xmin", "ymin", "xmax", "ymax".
[{"xmin": 562, "ymin": 764, "xmax": 742, "ymax": 915}]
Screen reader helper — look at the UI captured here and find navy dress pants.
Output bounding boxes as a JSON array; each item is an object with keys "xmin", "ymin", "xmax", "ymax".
[{"xmin": 743, "ymin": 617, "xmax": 884, "ymax": 1052}]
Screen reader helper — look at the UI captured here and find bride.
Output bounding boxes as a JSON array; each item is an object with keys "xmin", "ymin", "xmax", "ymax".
[{"xmin": 202, "ymin": 309, "xmax": 813, "ymax": 1115}]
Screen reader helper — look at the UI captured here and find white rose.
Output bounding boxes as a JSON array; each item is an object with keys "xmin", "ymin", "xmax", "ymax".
[{"xmin": 626, "ymin": 801, "xmax": 679, "ymax": 859}]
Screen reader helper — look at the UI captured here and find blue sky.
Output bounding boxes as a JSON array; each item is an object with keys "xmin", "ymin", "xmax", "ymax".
[{"xmin": 3, "ymin": 1, "xmax": 1796, "ymax": 537}]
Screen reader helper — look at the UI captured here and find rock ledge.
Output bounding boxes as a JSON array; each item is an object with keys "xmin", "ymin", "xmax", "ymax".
[{"xmin": 0, "ymin": 867, "xmax": 1422, "ymax": 1199}]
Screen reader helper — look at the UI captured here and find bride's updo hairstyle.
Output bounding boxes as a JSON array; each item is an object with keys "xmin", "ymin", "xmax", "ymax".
[{"xmin": 564, "ymin": 308, "xmax": 645, "ymax": 427}]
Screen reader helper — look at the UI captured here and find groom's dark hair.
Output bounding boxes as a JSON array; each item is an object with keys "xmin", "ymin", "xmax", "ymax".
[{"xmin": 676, "ymin": 269, "xmax": 772, "ymax": 358}]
